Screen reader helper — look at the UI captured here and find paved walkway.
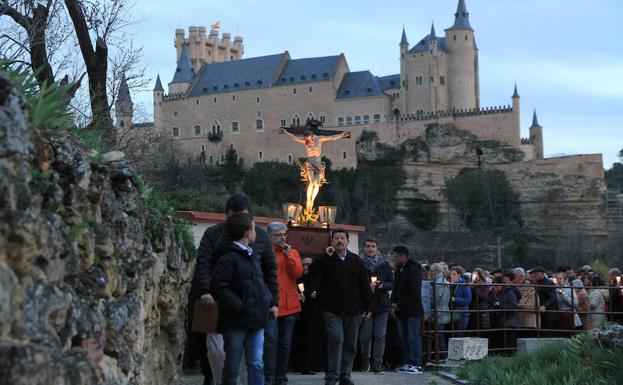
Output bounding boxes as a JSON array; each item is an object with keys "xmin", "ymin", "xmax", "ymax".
[{"xmin": 181, "ymin": 371, "xmax": 453, "ymax": 385}]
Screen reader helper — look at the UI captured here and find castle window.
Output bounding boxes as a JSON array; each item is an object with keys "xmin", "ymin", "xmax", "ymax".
[
  {"xmin": 342, "ymin": 150, "xmax": 347, "ymax": 160},
  {"xmin": 354, "ymin": 116, "xmax": 361, "ymax": 125},
  {"xmin": 119, "ymin": 120, "xmax": 124, "ymax": 128},
  {"xmin": 172, "ymin": 127, "xmax": 179, "ymax": 138},
  {"xmin": 346, "ymin": 116, "xmax": 352, "ymax": 125},
  {"xmin": 257, "ymin": 80, "xmax": 263, "ymax": 85},
  {"xmin": 440, "ymin": 76, "xmax": 445, "ymax": 85},
  {"xmin": 308, "ymin": 113, "xmax": 314, "ymax": 121},
  {"xmin": 323, "ymin": 72, "xmax": 329, "ymax": 78},
  {"xmin": 196, "ymin": 99, "xmax": 199, "ymax": 105},
  {"xmin": 256, "ymin": 97, "xmax": 260, "ymax": 104},
  {"xmin": 300, "ymin": 75, "xmax": 306, "ymax": 80},
  {"xmin": 258, "ymin": 150, "xmax": 263, "ymax": 160},
  {"xmin": 453, "ymin": 35, "xmax": 457, "ymax": 41},
  {"xmin": 401, "ymin": 54, "xmax": 404, "ymax": 59},
  {"xmin": 234, "ymin": 83, "xmax": 239, "ymax": 88},
  {"xmin": 363, "ymin": 115, "xmax": 370, "ymax": 124},
  {"xmin": 430, "ymin": 77, "xmax": 434, "ymax": 83},
  {"xmin": 201, "ymin": 144, "xmax": 205, "ymax": 151},
  {"xmin": 232, "ymin": 95, "xmax": 236, "ymax": 101},
  {"xmin": 245, "ymin": 81, "xmax": 250, "ymax": 86},
  {"xmin": 309, "ymin": 86, "xmax": 312, "ymax": 93},
  {"xmin": 230, "ymin": 56, "xmax": 233, "ymax": 60},
  {"xmin": 344, "ymin": 90, "xmax": 350, "ymax": 95},
  {"xmin": 280, "ymin": 119, "xmax": 287, "ymax": 127},
  {"xmin": 289, "ymin": 77, "xmax": 294, "ymax": 82},
  {"xmin": 224, "ymin": 85, "xmax": 229, "ymax": 90},
  {"xmin": 203, "ymin": 88, "xmax": 208, "ymax": 92},
  {"xmin": 465, "ymin": 35, "xmax": 468, "ymax": 41},
  {"xmin": 293, "ymin": 88, "xmax": 297, "ymax": 94},
  {"xmin": 213, "ymin": 97, "xmax": 217, "ymax": 103},
  {"xmin": 194, "ymin": 125, "xmax": 202, "ymax": 136},
  {"xmin": 231, "ymin": 121, "xmax": 239, "ymax": 133},
  {"xmin": 212, "ymin": 86, "xmax": 218, "ymax": 91},
  {"xmin": 319, "ymin": 113, "xmax": 326, "ymax": 123},
  {"xmin": 208, "ymin": 51, "xmax": 212, "ymax": 56},
  {"xmin": 373, "ymin": 114, "xmax": 381, "ymax": 123},
  {"xmin": 293, "ymin": 114, "xmax": 300, "ymax": 127},
  {"xmin": 337, "ymin": 117, "xmax": 344, "ymax": 126},
  {"xmin": 255, "ymin": 119, "xmax": 264, "ymax": 131},
  {"xmin": 211, "ymin": 121, "xmax": 221, "ymax": 134},
  {"xmin": 257, "ymin": 110, "xmax": 261, "ymax": 117},
  {"xmin": 281, "ymin": 77, "xmax": 286, "ymax": 82},
  {"xmin": 173, "ymin": 111, "xmax": 178, "ymax": 117},
  {"xmin": 311, "ymin": 74, "xmax": 317, "ymax": 79},
  {"xmin": 367, "ymin": 88, "xmax": 372, "ymax": 93},
  {"xmin": 287, "ymin": 154, "xmax": 293, "ymax": 164}
]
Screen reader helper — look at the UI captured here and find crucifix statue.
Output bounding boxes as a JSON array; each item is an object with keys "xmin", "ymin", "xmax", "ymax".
[{"xmin": 279, "ymin": 119, "xmax": 350, "ymax": 217}]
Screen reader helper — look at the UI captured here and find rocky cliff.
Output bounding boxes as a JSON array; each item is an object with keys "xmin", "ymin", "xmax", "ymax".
[
  {"xmin": 359, "ymin": 123, "xmax": 611, "ymax": 265},
  {"xmin": 0, "ymin": 74, "xmax": 193, "ymax": 384}
]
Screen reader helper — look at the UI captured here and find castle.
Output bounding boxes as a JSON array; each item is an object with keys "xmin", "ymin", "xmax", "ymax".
[{"xmin": 116, "ymin": 0, "xmax": 547, "ymax": 168}]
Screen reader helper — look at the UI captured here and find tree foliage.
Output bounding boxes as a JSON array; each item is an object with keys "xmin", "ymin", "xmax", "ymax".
[{"xmin": 444, "ymin": 168, "xmax": 522, "ymax": 233}]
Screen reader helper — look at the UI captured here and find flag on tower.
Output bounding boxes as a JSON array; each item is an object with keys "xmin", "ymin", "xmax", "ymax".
[{"xmin": 211, "ymin": 21, "xmax": 220, "ymax": 30}]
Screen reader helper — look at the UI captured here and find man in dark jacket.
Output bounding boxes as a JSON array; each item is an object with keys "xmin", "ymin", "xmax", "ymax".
[
  {"xmin": 390, "ymin": 246, "xmax": 423, "ymax": 374},
  {"xmin": 309, "ymin": 229, "xmax": 372, "ymax": 385},
  {"xmin": 358, "ymin": 237, "xmax": 394, "ymax": 374},
  {"xmin": 190, "ymin": 193, "xmax": 278, "ymax": 385},
  {"xmin": 530, "ymin": 267, "xmax": 560, "ymax": 336},
  {"xmin": 211, "ymin": 212, "xmax": 272, "ymax": 385}
]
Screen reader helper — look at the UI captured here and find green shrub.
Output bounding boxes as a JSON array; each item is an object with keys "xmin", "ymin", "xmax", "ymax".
[{"xmin": 455, "ymin": 332, "xmax": 623, "ymax": 385}]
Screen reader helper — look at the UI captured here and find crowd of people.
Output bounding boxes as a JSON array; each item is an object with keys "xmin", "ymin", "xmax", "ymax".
[{"xmin": 189, "ymin": 193, "xmax": 623, "ymax": 385}]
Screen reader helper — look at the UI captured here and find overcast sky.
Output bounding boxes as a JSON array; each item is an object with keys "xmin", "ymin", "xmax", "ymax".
[{"xmin": 126, "ymin": 0, "xmax": 623, "ymax": 168}]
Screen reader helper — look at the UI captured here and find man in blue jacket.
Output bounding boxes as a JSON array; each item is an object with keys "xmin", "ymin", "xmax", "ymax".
[{"xmin": 211, "ymin": 212, "xmax": 273, "ymax": 385}]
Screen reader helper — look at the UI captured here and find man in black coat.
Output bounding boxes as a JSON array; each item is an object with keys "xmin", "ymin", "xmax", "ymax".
[
  {"xmin": 190, "ymin": 193, "xmax": 278, "ymax": 385},
  {"xmin": 529, "ymin": 267, "xmax": 561, "ymax": 336},
  {"xmin": 309, "ymin": 229, "xmax": 372, "ymax": 385},
  {"xmin": 390, "ymin": 246, "xmax": 424, "ymax": 374}
]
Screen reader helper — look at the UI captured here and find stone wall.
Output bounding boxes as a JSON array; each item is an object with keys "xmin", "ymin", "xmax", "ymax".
[{"xmin": 0, "ymin": 75, "xmax": 193, "ymax": 384}]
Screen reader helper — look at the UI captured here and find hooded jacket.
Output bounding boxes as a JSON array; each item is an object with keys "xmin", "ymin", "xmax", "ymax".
[{"xmin": 391, "ymin": 259, "xmax": 423, "ymax": 318}]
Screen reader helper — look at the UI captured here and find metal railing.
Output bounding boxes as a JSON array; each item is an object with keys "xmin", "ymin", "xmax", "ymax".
[{"xmin": 422, "ymin": 281, "xmax": 623, "ymax": 364}]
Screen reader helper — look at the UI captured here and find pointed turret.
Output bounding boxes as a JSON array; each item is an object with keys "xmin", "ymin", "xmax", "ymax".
[
  {"xmin": 115, "ymin": 73, "xmax": 133, "ymax": 129},
  {"xmin": 448, "ymin": 0, "xmax": 472, "ymax": 30},
  {"xmin": 530, "ymin": 110, "xmax": 542, "ymax": 128},
  {"xmin": 512, "ymin": 83, "xmax": 519, "ymax": 98},
  {"xmin": 153, "ymin": 74, "xmax": 164, "ymax": 92},
  {"xmin": 118, "ymin": 74, "xmax": 132, "ymax": 103},
  {"xmin": 171, "ymin": 44, "xmax": 194, "ymax": 84},
  {"xmin": 430, "ymin": 22, "xmax": 437, "ymax": 38},
  {"xmin": 400, "ymin": 27, "xmax": 408, "ymax": 46}
]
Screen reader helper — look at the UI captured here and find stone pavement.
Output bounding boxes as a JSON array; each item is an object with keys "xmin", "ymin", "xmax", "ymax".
[{"xmin": 181, "ymin": 371, "xmax": 454, "ymax": 385}]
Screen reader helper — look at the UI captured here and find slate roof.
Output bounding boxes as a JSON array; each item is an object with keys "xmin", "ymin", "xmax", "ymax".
[
  {"xmin": 409, "ymin": 35, "xmax": 448, "ymax": 53},
  {"xmin": 376, "ymin": 74, "xmax": 400, "ymax": 90},
  {"xmin": 336, "ymin": 71, "xmax": 384, "ymax": 100},
  {"xmin": 118, "ymin": 75, "xmax": 132, "ymax": 103},
  {"xmin": 277, "ymin": 55, "xmax": 341, "ymax": 85},
  {"xmin": 530, "ymin": 110, "xmax": 542, "ymax": 128},
  {"xmin": 448, "ymin": 0, "xmax": 472, "ymax": 30},
  {"xmin": 400, "ymin": 27, "xmax": 408, "ymax": 45},
  {"xmin": 153, "ymin": 74, "xmax": 164, "ymax": 92},
  {"xmin": 171, "ymin": 45, "xmax": 194, "ymax": 84},
  {"xmin": 188, "ymin": 53, "xmax": 285, "ymax": 96}
]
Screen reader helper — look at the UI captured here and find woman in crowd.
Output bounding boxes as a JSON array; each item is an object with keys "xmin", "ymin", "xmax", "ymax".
[
  {"xmin": 571, "ymin": 279, "xmax": 591, "ymax": 330},
  {"xmin": 488, "ymin": 276, "xmax": 519, "ymax": 354},
  {"xmin": 554, "ymin": 273, "xmax": 581, "ymax": 332},
  {"xmin": 429, "ymin": 263, "xmax": 450, "ymax": 354},
  {"xmin": 472, "ymin": 268, "xmax": 493, "ymax": 332},
  {"xmin": 449, "ymin": 266, "xmax": 472, "ymax": 337},
  {"xmin": 585, "ymin": 273, "xmax": 609, "ymax": 330}
]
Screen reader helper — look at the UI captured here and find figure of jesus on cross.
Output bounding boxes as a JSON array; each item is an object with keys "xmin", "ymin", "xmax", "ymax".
[{"xmin": 280, "ymin": 120, "xmax": 350, "ymax": 217}]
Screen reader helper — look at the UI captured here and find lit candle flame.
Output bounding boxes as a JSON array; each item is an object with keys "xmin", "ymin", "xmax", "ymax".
[
  {"xmin": 552, "ymin": 277, "xmax": 558, "ymax": 285},
  {"xmin": 371, "ymin": 276, "xmax": 378, "ymax": 285},
  {"xmin": 298, "ymin": 283, "xmax": 305, "ymax": 293},
  {"xmin": 616, "ymin": 276, "xmax": 621, "ymax": 285}
]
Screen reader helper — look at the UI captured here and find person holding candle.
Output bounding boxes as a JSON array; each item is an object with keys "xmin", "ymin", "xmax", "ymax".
[
  {"xmin": 358, "ymin": 237, "xmax": 394, "ymax": 374},
  {"xmin": 263, "ymin": 222, "xmax": 304, "ymax": 385},
  {"xmin": 529, "ymin": 267, "xmax": 560, "ymax": 336}
]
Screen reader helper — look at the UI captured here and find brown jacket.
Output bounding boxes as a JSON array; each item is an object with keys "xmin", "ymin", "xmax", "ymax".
[{"xmin": 517, "ymin": 283, "xmax": 540, "ymax": 329}]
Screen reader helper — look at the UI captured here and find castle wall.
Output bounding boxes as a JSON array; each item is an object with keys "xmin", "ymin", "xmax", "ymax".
[
  {"xmin": 445, "ymin": 29, "xmax": 477, "ymax": 111},
  {"xmin": 404, "ymin": 50, "xmax": 448, "ymax": 114}
]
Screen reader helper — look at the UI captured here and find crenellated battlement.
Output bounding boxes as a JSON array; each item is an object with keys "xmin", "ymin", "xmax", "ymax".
[
  {"xmin": 175, "ymin": 26, "xmax": 244, "ymax": 72},
  {"xmin": 521, "ymin": 137, "xmax": 534, "ymax": 145},
  {"xmin": 391, "ymin": 105, "xmax": 513, "ymax": 122}
]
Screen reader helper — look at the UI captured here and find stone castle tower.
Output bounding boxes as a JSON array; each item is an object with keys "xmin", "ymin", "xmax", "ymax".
[{"xmin": 399, "ymin": 0, "xmax": 480, "ymax": 115}]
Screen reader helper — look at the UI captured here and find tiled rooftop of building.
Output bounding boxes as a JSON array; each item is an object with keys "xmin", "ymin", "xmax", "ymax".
[
  {"xmin": 336, "ymin": 71, "xmax": 383, "ymax": 99},
  {"xmin": 278, "ymin": 55, "xmax": 341, "ymax": 85}
]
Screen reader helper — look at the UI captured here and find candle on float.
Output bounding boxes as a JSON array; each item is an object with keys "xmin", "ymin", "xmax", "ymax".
[
  {"xmin": 616, "ymin": 276, "xmax": 621, "ymax": 285},
  {"xmin": 552, "ymin": 277, "xmax": 558, "ymax": 285},
  {"xmin": 298, "ymin": 283, "xmax": 305, "ymax": 293}
]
